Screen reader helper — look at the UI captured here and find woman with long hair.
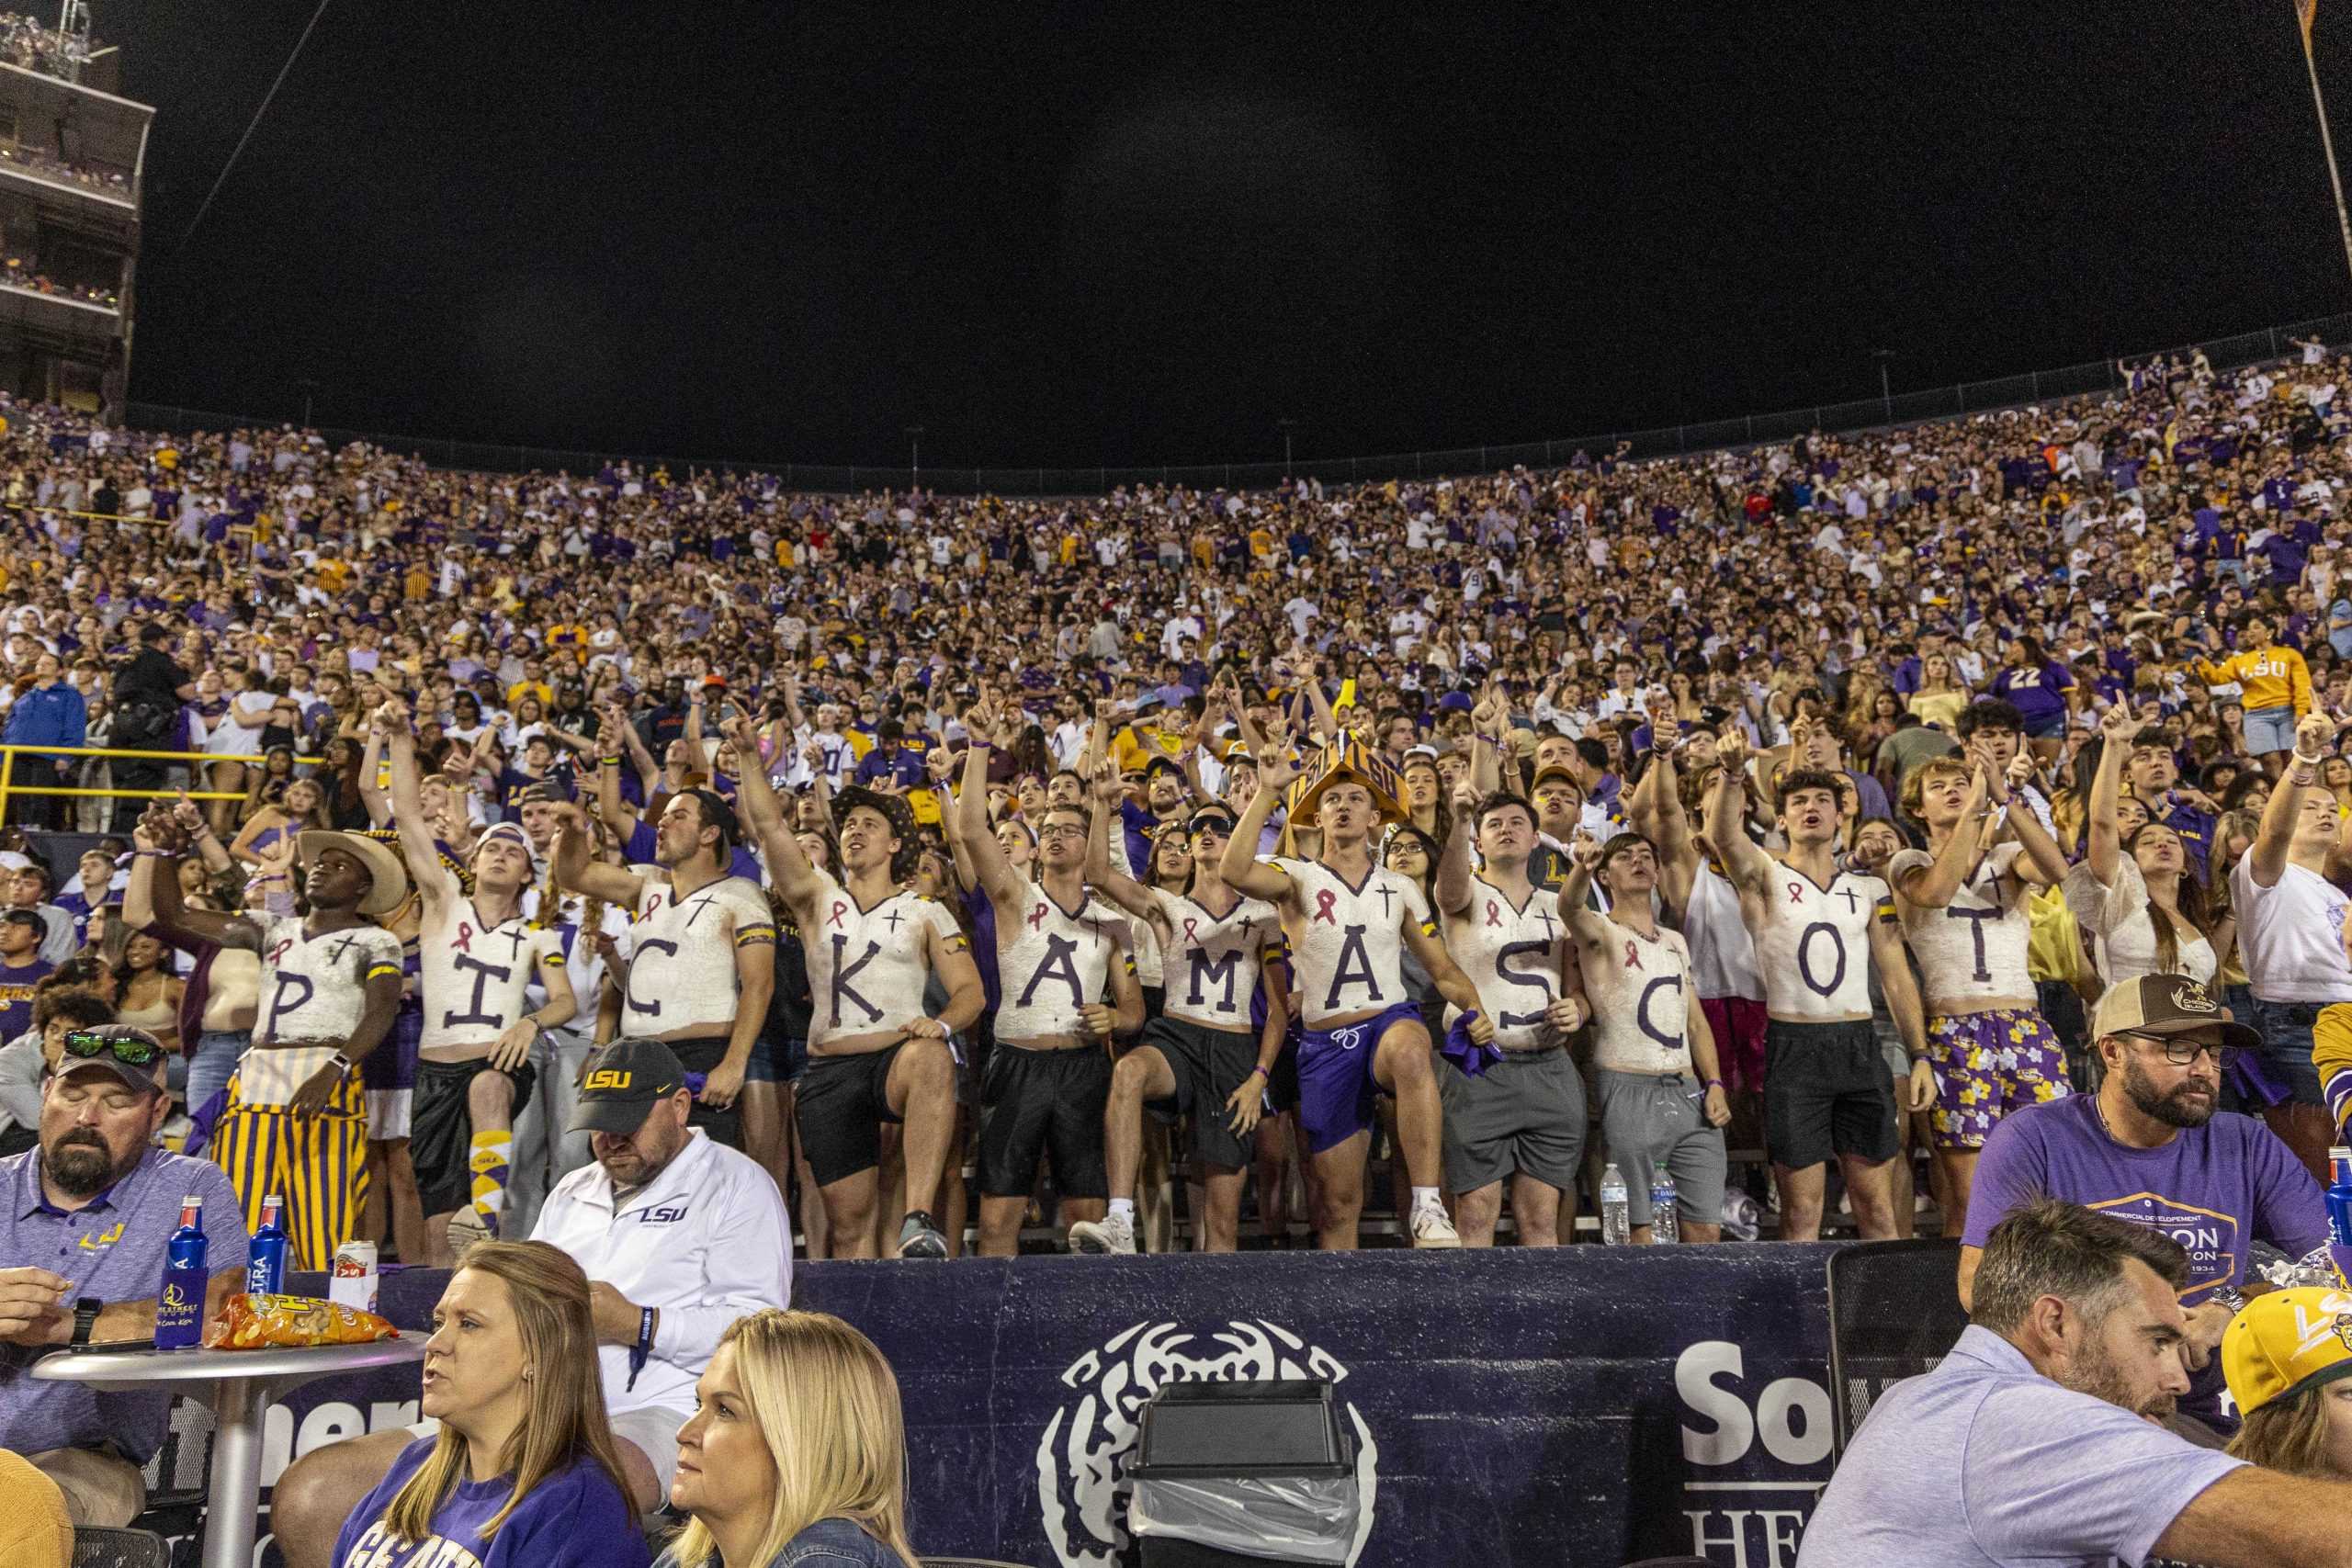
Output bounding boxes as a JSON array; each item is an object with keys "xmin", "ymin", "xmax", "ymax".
[
  {"xmin": 332, "ymin": 1241, "xmax": 647, "ymax": 1567},
  {"xmin": 659, "ymin": 1310, "xmax": 918, "ymax": 1568},
  {"xmin": 111, "ymin": 929, "xmax": 183, "ymax": 1059},
  {"xmin": 1907, "ymin": 651, "xmax": 1970, "ymax": 734},
  {"xmin": 230, "ymin": 775, "xmax": 332, "ymax": 869},
  {"xmin": 2077, "ymin": 704, "xmax": 2227, "ymax": 988}
]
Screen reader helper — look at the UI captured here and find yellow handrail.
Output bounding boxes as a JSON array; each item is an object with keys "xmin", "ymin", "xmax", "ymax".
[{"xmin": 0, "ymin": 742, "xmax": 327, "ymax": 821}]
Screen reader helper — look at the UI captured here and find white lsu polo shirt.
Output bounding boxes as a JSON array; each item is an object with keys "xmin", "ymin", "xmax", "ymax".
[{"xmin": 529, "ymin": 1127, "xmax": 793, "ymax": 1417}]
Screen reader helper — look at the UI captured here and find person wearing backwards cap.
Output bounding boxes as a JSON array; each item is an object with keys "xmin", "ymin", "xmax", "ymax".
[
  {"xmin": 132, "ymin": 803, "xmax": 407, "ymax": 1270},
  {"xmin": 550, "ymin": 777, "xmax": 774, "ymax": 1152},
  {"xmin": 379, "ymin": 700, "xmax": 576, "ymax": 1263},
  {"xmin": 0, "ymin": 1025, "xmax": 248, "ymax": 1526},
  {"xmin": 1960, "ymin": 974, "xmax": 2328, "ymax": 1440},
  {"xmin": 269, "ymin": 1036, "xmax": 791, "ymax": 1566}
]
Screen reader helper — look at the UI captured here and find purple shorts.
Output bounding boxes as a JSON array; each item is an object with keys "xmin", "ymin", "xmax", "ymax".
[
  {"xmin": 1926, "ymin": 1007, "xmax": 2071, "ymax": 1150},
  {"xmin": 1297, "ymin": 1001, "xmax": 1426, "ymax": 1154}
]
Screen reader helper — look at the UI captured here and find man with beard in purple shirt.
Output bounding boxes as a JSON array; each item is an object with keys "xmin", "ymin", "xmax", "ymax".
[{"xmin": 1958, "ymin": 975, "xmax": 2327, "ymax": 1437}]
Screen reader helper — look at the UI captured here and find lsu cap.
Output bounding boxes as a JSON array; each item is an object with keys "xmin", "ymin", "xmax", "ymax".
[
  {"xmin": 2223, "ymin": 1287, "xmax": 2352, "ymax": 1417},
  {"xmin": 569, "ymin": 1037, "xmax": 689, "ymax": 1136}
]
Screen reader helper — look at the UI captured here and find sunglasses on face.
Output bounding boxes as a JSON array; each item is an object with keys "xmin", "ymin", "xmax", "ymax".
[{"xmin": 61, "ymin": 1030, "xmax": 161, "ymax": 1067}]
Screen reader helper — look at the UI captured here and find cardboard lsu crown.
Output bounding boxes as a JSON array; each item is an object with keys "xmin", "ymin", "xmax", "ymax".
[{"xmin": 1285, "ymin": 735, "xmax": 1408, "ymax": 825}]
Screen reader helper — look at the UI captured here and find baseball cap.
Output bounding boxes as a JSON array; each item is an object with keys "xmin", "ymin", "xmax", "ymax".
[
  {"xmin": 50, "ymin": 1024, "xmax": 166, "ymax": 1095},
  {"xmin": 1530, "ymin": 764, "xmax": 1577, "ymax": 792},
  {"xmin": 1436, "ymin": 692, "xmax": 1474, "ymax": 713},
  {"xmin": 1142, "ymin": 755, "xmax": 1184, "ymax": 781},
  {"xmin": 568, "ymin": 1038, "xmax": 689, "ymax": 1136},
  {"xmin": 2089, "ymin": 975, "xmax": 2259, "ymax": 1050},
  {"xmin": 2222, "ymin": 1287, "xmax": 2352, "ymax": 1417}
]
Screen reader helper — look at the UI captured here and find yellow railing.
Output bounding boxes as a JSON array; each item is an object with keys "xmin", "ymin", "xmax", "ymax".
[{"xmin": 0, "ymin": 743, "xmax": 325, "ymax": 819}]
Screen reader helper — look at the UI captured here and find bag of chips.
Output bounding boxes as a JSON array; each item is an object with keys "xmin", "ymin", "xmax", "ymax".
[{"xmin": 205, "ymin": 1292, "xmax": 398, "ymax": 1349}]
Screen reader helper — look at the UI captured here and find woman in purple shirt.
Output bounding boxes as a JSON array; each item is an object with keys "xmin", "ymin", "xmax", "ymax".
[
  {"xmin": 331, "ymin": 1241, "xmax": 647, "ymax": 1568},
  {"xmin": 1987, "ymin": 635, "xmax": 2075, "ymax": 753}
]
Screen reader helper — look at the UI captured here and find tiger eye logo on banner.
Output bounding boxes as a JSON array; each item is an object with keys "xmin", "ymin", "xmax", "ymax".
[{"xmin": 1035, "ymin": 1319, "xmax": 1379, "ymax": 1568}]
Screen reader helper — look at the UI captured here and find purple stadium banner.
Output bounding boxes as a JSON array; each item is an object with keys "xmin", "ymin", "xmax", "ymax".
[{"xmin": 152, "ymin": 1245, "xmax": 1861, "ymax": 1568}]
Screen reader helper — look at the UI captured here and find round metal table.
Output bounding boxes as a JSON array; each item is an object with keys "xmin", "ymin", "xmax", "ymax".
[{"xmin": 33, "ymin": 1337, "xmax": 425, "ymax": 1568}]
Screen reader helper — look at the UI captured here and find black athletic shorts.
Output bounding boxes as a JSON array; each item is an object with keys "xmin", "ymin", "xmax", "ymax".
[
  {"xmin": 672, "ymin": 1037, "xmax": 743, "ymax": 1152},
  {"xmin": 1141, "ymin": 1016, "xmax": 1261, "ymax": 1170},
  {"xmin": 412, "ymin": 1055, "xmax": 537, "ymax": 1219},
  {"xmin": 978, "ymin": 1043, "xmax": 1111, "ymax": 1199},
  {"xmin": 1763, "ymin": 1019, "xmax": 1899, "ymax": 1168},
  {"xmin": 794, "ymin": 1041, "xmax": 910, "ymax": 1189}
]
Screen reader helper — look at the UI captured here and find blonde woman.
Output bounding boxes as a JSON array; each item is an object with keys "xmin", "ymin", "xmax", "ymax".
[
  {"xmin": 1907, "ymin": 651, "xmax": 1971, "ymax": 734},
  {"xmin": 661, "ymin": 1310, "xmax": 918, "ymax": 1568},
  {"xmin": 331, "ymin": 1241, "xmax": 646, "ymax": 1568}
]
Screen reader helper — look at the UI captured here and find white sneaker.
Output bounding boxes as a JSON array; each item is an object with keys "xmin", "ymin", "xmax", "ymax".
[
  {"xmin": 1410, "ymin": 1204, "xmax": 1461, "ymax": 1248},
  {"xmin": 1069, "ymin": 1211, "xmax": 1136, "ymax": 1255},
  {"xmin": 896, "ymin": 1213, "xmax": 948, "ymax": 1259},
  {"xmin": 1721, "ymin": 1191, "xmax": 1761, "ymax": 1243}
]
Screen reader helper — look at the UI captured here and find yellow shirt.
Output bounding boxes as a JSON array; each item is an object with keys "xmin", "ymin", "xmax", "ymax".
[
  {"xmin": 506, "ymin": 680, "xmax": 553, "ymax": 710},
  {"xmin": 2192, "ymin": 645, "xmax": 2312, "ymax": 716}
]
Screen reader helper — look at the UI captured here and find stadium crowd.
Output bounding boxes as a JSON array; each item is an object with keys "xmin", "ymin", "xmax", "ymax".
[
  {"xmin": 0, "ymin": 335, "xmax": 2343, "ymax": 1561},
  {"xmin": 0, "ymin": 337, "xmax": 2340, "ymax": 1267}
]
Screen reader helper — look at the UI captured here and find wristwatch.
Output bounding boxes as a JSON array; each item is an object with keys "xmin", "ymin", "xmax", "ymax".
[{"xmin": 71, "ymin": 1296, "xmax": 101, "ymax": 1347}]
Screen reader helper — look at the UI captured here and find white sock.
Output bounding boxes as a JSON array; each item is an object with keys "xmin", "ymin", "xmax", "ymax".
[
  {"xmin": 1108, "ymin": 1198, "xmax": 1136, "ymax": 1224},
  {"xmin": 1411, "ymin": 1186, "xmax": 1442, "ymax": 1212}
]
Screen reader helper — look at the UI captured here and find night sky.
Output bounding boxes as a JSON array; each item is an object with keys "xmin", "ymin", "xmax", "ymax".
[{"xmin": 111, "ymin": 2, "xmax": 2352, "ymax": 472}]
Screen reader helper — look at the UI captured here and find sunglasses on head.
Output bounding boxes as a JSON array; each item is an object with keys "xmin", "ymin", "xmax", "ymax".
[{"xmin": 61, "ymin": 1030, "xmax": 161, "ymax": 1067}]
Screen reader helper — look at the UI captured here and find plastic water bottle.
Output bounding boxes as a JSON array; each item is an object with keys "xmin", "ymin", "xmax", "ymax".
[
  {"xmin": 1650, "ymin": 1174, "xmax": 1679, "ymax": 1245},
  {"xmin": 154, "ymin": 1196, "xmax": 208, "ymax": 1349},
  {"xmin": 2328, "ymin": 1146, "xmax": 2352, "ymax": 1287},
  {"xmin": 245, "ymin": 1193, "xmax": 288, "ymax": 1299},
  {"xmin": 1600, "ymin": 1164, "xmax": 1630, "ymax": 1245}
]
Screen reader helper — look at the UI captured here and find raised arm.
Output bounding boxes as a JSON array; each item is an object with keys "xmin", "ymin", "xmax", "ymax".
[
  {"xmin": 1988, "ymin": 747, "xmax": 2068, "ymax": 888},
  {"xmin": 1558, "ymin": 831, "xmax": 1613, "ymax": 943},
  {"xmin": 1434, "ymin": 778, "xmax": 1477, "ymax": 917},
  {"xmin": 2086, "ymin": 701, "xmax": 2133, "ymax": 887},
  {"xmin": 720, "ymin": 712, "xmax": 820, "ymax": 910},
  {"xmin": 1218, "ymin": 744, "xmax": 1299, "ymax": 905},
  {"xmin": 357, "ymin": 720, "xmax": 390, "ymax": 827},
  {"xmin": 1894, "ymin": 764, "xmax": 1992, "ymax": 910},
  {"xmin": 957, "ymin": 715, "xmax": 1028, "ymax": 910},
  {"xmin": 1084, "ymin": 760, "xmax": 1173, "ymax": 945},
  {"xmin": 1702, "ymin": 732, "xmax": 1773, "ymax": 893},
  {"xmin": 551, "ymin": 800, "xmax": 644, "ymax": 907},
  {"xmin": 127, "ymin": 807, "xmax": 260, "ymax": 953},
  {"xmin": 378, "ymin": 699, "xmax": 456, "ymax": 909},
  {"xmin": 2252, "ymin": 712, "xmax": 2335, "ymax": 887}
]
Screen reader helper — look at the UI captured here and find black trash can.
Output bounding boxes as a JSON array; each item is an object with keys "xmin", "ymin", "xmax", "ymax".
[{"xmin": 1127, "ymin": 1379, "xmax": 1361, "ymax": 1567}]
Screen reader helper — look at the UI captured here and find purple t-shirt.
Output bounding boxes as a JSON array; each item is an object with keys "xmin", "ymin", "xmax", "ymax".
[
  {"xmin": 1963, "ymin": 1095, "xmax": 2327, "ymax": 1421},
  {"xmin": 332, "ymin": 1436, "xmax": 649, "ymax": 1568}
]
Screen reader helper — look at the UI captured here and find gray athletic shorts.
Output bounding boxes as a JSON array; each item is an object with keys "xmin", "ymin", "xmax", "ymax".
[
  {"xmin": 1595, "ymin": 1067, "xmax": 1728, "ymax": 1229},
  {"xmin": 1436, "ymin": 1045, "xmax": 1585, "ymax": 1194}
]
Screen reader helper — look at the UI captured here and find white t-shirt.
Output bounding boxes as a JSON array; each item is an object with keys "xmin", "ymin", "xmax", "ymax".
[
  {"xmin": 990, "ymin": 883, "xmax": 1132, "ymax": 1041},
  {"xmin": 1440, "ymin": 877, "xmax": 1567, "ymax": 1052},
  {"xmin": 1683, "ymin": 863, "xmax": 1763, "ymax": 1002},
  {"xmin": 619, "ymin": 875, "xmax": 776, "ymax": 1038},
  {"xmin": 1886, "ymin": 842, "xmax": 2036, "ymax": 1007},
  {"xmin": 1270, "ymin": 857, "xmax": 1432, "ymax": 1026},
  {"xmin": 1746, "ymin": 866, "xmax": 1893, "ymax": 1021},
  {"xmin": 2081, "ymin": 856, "xmax": 2217, "ymax": 988},
  {"xmin": 1148, "ymin": 886, "xmax": 1282, "ymax": 1032},
  {"xmin": 2233, "ymin": 856, "xmax": 2352, "ymax": 1004},
  {"xmin": 417, "ymin": 893, "xmax": 565, "ymax": 1055},
  {"xmin": 1579, "ymin": 916, "xmax": 1695, "ymax": 1076},
  {"xmin": 799, "ymin": 871, "xmax": 962, "ymax": 1052}
]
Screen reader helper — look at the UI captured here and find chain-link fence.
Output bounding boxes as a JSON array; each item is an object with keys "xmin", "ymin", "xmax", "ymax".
[{"xmin": 126, "ymin": 311, "xmax": 2352, "ymax": 500}]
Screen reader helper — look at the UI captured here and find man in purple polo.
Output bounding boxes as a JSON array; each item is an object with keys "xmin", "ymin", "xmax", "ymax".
[
  {"xmin": 1958, "ymin": 975, "xmax": 2326, "ymax": 1434},
  {"xmin": 0, "ymin": 1025, "xmax": 249, "ymax": 1525}
]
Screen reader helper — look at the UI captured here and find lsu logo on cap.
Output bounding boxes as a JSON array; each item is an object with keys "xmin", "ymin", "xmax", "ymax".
[{"xmin": 583, "ymin": 1069, "xmax": 633, "ymax": 1091}]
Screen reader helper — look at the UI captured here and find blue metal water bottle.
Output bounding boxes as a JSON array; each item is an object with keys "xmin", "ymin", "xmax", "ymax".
[
  {"xmin": 245, "ymin": 1193, "xmax": 288, "ymax": 1299},
  {"xmin": 154, "ymin": 1196, "xmax": 208, "ymax": 1349}
]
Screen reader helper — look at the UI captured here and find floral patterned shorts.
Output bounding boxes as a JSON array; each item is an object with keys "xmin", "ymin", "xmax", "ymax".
[{"xmin": 1926, "ymin": 1008, "xmax": 2071, "ymax": 1150}]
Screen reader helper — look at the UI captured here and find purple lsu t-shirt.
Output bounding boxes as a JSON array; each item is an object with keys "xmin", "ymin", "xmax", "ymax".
[
  {"xmin": 332, "ymin": 1436, "xmax": 650, "ymax": 1568},
  {"xmin": 1963, "ymin": 1095, "xmax": 2328, "ymax": 1423}
]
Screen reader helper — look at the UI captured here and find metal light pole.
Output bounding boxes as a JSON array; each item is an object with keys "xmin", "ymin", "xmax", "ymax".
[
  {"xmin": 1278, "ymin": 417, "xmax": 1297, "ymax": 473},
  {"xmin": 906, "ymin": 424, "xmax": 923, "ymax": 489},
  {"xmin": 296, "ymin": 377, "xmax": 319, "ymax": 427},
  {"xmin": 1871, "ymin": 349, "xmax": 1894, "ymax": 424}
]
